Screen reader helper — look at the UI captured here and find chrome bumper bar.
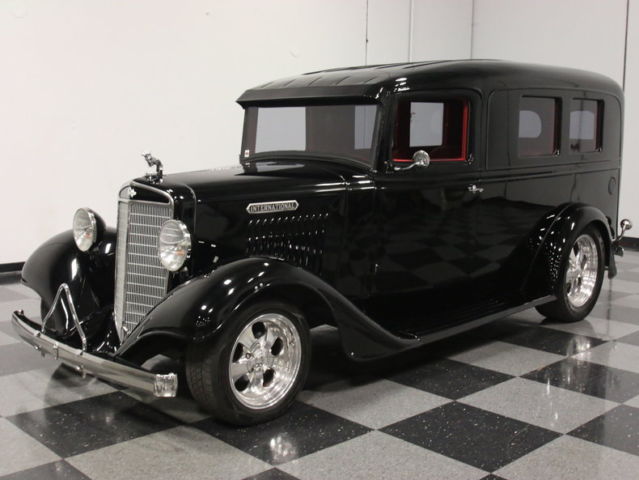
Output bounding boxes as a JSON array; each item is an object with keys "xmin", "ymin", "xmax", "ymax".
[{"xmin": 11, "ymin": 310, "xmax": 178, "ymax": 398}]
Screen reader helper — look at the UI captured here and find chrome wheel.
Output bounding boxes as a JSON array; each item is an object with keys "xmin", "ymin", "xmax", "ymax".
[
  {"xmin": 228, "ymin": 313, "xmax": 302, "ymax": 410},
  {"xmin": 565, "ymin": 234, "xmax": 599, "ymax": 308}
]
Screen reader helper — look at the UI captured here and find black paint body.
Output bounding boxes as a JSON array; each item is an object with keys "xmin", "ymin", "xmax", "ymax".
[{"xmin": 21, "ymin": 60, "xmax": 623, "ymax": 362}]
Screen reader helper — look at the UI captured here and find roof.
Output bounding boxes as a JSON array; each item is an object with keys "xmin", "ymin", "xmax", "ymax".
[{"xmin": 237, "ymin": 60, "xmax": 622, "ymax": 105}]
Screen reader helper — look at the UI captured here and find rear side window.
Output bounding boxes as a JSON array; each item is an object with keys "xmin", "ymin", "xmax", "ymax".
[
  {"xmin": 518, "ymin": 97, "xmax": 560, "ymax": 157},
  {"xmin": 393, "ymin": 98, "xmax": 469, "ymax": 162},
  {"xmin": 570, "ymin": 99, "xmax": 603, "ymax": 153}
]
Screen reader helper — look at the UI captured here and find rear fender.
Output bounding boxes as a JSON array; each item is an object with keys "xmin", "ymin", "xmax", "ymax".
[
  {"xmin": 524, "ymin": 204, "xmax": 613, "ymax": 297},
  {"xmin": 116, "ymin": 257, "xmax": 417, "ymax": 361},
  {"xmin": 21, "ymin": 230, "xmax": 116, "ymax": 340}
]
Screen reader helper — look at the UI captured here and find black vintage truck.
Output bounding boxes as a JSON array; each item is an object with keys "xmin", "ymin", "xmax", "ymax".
[{"xmin": 12, "ymin": 60, "xmax": 631, "ymax": 424}]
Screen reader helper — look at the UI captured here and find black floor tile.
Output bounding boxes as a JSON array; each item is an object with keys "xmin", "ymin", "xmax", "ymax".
[
  {"xmin": 589, "ymin": 304, "xmax": 639, "ymax": 325},
  {"xmin": 7, "ymin": 392, "xmax": 180, "ymax": 457},
  {"xmin": 570, "ymin": 405, "xmax": 639, "ymax": 457},
  {"xmin": 242, "ymin": 469, "xmax": 300, "ymax": 480},
  {"xmin": 0, "ymin": 343, "xmax": 51, "ymax": 376},
  {"xmin": 499, "ymin": 325, "xmax": 603, "ymax": 356},
  {"xmin": 617, "ymin": 330, "xmax": 639, "ymax": 347},
  {"xmin": 194, "ymin": 402, "xmax": 370, "ymax": 466},
  {"xmin": 382, "ymin": 402, "xmax": 560, "ymax": 472},
  {"xmin": 524, "ymin": 358, "xmax": 639, "ymax": 403},
  {"xmin": 0, "ymin": 461, "xmax": 90, "ymax": 480},
  {"xmin": 388, "ymin": 358, "xmax": 513, "ymax": 400}
]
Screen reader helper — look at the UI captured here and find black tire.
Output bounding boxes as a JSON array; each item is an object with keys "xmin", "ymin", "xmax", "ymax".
[
  {"xmin": 536, "ymin": 225, "xmax": 605, "ymax": 323},
  {"xmin": 186, "ymin": 301, "xmax": 311, "ymax": 425}
]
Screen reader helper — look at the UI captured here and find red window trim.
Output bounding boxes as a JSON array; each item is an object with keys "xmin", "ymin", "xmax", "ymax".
[{"xmin": 392, "ymin": 101, "xmax": 470, "ymax": 164}]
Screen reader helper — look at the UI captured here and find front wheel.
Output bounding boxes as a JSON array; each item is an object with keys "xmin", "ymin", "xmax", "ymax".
[
  {"xmin": 536, "ymin": 225, "xmax": 605, "ymax": 323},
  {"xmin": 186, "ymin": 301, "xmax": 310, "ymax": 425}
]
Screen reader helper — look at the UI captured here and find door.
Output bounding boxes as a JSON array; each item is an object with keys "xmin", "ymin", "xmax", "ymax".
[{"xmin": 369, "ymin": 92, "xmax": 487, "ymax": 331}]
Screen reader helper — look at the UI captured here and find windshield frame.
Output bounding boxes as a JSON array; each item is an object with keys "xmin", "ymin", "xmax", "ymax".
[{"xmin": 239, "ymin": 101, "xmax": 383, "ymax": 170}]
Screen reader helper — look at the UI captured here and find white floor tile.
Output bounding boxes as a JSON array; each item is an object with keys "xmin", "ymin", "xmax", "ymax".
[
  {"xmin": 0, "ymin": 419, "xmax": 59, "ymax": 476},
  {"xmin": 574, "ymin": 342, "xmax": 639, "ymax": 374},
  {"xmin": 449, "ymin": 341, "xmax": 564, "ymax": 376},
  {"xmin": 460, "ymin": 378, "xmax": 617, "ymax": 433},
  {"xmin": 0, "ymin": 366, "xmax": 116, "ymax": 416},
  {"xmin": 0, "ymin": 329, "xmax": 18, "ymax": 346},
  {"xmin": 497, "ymin": 436, "xmax": 639, "ymax": 480},
  {"xmin": 543, "ymin": 316, "xmax": 639, "ymax": 340},
  {"xmin": 281, "ymin": 431, "xmax": 486, "ymax": 480},
  {"xmin": 299, "ymin": 378, "xmax": 450, "ymax": 429},
  {"xmin": 68, "ymin": 426, "xmax": 270, "ymax": 480}
]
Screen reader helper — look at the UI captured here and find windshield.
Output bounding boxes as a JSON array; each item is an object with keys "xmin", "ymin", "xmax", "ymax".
[{"xmin": 241, "ymin": 104, "xmax": 379, "ymax": 167}]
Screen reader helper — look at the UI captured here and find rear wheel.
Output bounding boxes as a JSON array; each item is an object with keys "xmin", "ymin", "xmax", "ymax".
[
  {"xmin": 186, "ymin": 301, "xmax": 310, "ymax": 425},
  {"xmin": 536, "ymin": 225, "xmax": 604, "ymax": 322}
]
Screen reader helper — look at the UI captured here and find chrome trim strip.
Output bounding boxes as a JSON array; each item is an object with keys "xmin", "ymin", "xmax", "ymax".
[
  {"xmin": 41, "ymin": 283, "xmax": 87, "ymax": 351},
  {"xmin": 130, "ymin": 181, "xmax": 175, "ymax": 207},
  {"xmin": 11, "ymin": 310, "xmax": 178, "ymax": 397},
  {"xmin": 114, "ymin": 193, "xmax": 130, "ymax": 341}
]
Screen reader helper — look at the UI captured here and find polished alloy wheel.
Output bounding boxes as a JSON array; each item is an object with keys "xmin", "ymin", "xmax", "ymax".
[
  {"xmin": 565, "ymin": 234, "xmax": 599, "ymax": 308},
  {"xmin": 228, "ymin": 313, "xmax": 302, "ymax": 409}
]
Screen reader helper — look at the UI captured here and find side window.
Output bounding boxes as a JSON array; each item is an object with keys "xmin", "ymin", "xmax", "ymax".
[
  {"xmin": 393, "ymin": 98, "xmax": 468, "ymax": 162},
  {"xmin": 570, "ymin": 99, "xmax": 603, "ymax": 153},
  {"xmin": 518, "ymin": 97, "xmax": 560, "ymax": 157}
]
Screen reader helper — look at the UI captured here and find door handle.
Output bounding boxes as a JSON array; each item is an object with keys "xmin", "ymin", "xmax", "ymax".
[{"xmin": 467, "ymin": 184, "xmax": 484, "ymax": 194}]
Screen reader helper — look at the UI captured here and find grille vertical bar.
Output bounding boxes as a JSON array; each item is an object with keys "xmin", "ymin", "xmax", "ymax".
[{"xmin": 114, "ymin": 193, "xmax": 173, "ymax": 339}]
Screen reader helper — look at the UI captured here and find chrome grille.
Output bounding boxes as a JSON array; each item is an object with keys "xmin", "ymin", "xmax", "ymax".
[{"xmin": 114, "ymin": 190, "xmax": 173, "ymax": 339}]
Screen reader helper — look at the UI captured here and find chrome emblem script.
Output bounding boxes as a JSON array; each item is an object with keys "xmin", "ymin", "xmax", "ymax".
[{"xmin": 246, "ymin": 200, "xmax": 299, "ymax": 215}]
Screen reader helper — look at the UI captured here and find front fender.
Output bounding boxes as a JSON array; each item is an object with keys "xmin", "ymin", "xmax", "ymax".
[
  {"xmin": 117, "ymin": 257, "xmax": 418, "ymax": 361},
  {"xmin": 525, "ymin": 203, "xmax": 613, "ymax": 297},
  {"xmin": 21, "ymin": 229, "xmax": 116, "ymax": 340}
]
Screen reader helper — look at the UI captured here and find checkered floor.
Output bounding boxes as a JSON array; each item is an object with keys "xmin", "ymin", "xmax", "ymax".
[{"xmin": 3, "ymin": 254, "xmax": 639, "ymax": 480}]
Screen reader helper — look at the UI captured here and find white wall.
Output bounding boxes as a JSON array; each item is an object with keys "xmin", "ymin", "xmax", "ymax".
[
  {"xmin": 0, "ymin": 0, "xmax": 472, "ymax": 264},
  {"xmin": 623, "ymin": 0, "xmax": 639, "ymax": 226},
  {"xmin": 411, "ymin": 0, "xmax": 473, "ymax": 61},
  {"xmin": 6, "ymin": 0, "xmax": 637, "ymax": 264},
  {"xmin": 472, "ymin": 0, "xmax": 627, "ymax": 85},
  {"xmin": 472, "ymin": 0, "xmax": 635, "ymax": 223}
]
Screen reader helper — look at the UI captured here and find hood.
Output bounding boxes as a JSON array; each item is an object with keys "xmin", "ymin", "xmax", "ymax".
[
  {"xmin": 131, "ymin": 159, "xmax": 369, "ymax": 278},
  {"xmin": 144, "ymin": 159, "xmax": 366, "ymax": 204}
]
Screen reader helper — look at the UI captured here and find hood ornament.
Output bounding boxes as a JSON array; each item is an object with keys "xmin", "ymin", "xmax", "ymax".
[{"xmin": 142, "ymin": 152, "xmax": 163, "ymax": 182}]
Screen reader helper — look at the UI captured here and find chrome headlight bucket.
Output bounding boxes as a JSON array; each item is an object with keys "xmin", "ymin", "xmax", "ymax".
[
  {"xmin": 73, "ymin": 208, "xmax": 99, "ymax": 252},
  {"xmin": 158, "ymin": 220, "xmax": 191, "ymax": 272}
]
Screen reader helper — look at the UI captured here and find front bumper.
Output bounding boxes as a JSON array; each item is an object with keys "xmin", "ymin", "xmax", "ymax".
[{"xmin": 11, "ymin": 310, "xmax": 178, "ymax": 398}]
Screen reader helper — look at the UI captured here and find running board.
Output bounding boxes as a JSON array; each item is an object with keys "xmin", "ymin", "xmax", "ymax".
[
  {"xmin": 404, "ymin": 295, "xmax": 555, "ymax": 345},
  {"xmin": 350, "ymin": 295, "xmax": 556, "ymax": 361}
]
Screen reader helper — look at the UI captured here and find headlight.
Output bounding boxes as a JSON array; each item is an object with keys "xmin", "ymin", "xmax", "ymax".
[
  {"xmin": 158, "ymin": 220, "xmax": 191, "ymax": 272},
  {"xmin": 73, "ymin": 208, "xmax": 98, "ymax": 252}
]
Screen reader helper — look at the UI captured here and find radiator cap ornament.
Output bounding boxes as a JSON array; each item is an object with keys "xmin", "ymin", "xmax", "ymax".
[
  {"xmin": 247, "ymin": 200, "xmax": 299, "ymax": 215},
  {"xmin": 142, "ymin": 152, "xmax": 163, "ymax": 183}
]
